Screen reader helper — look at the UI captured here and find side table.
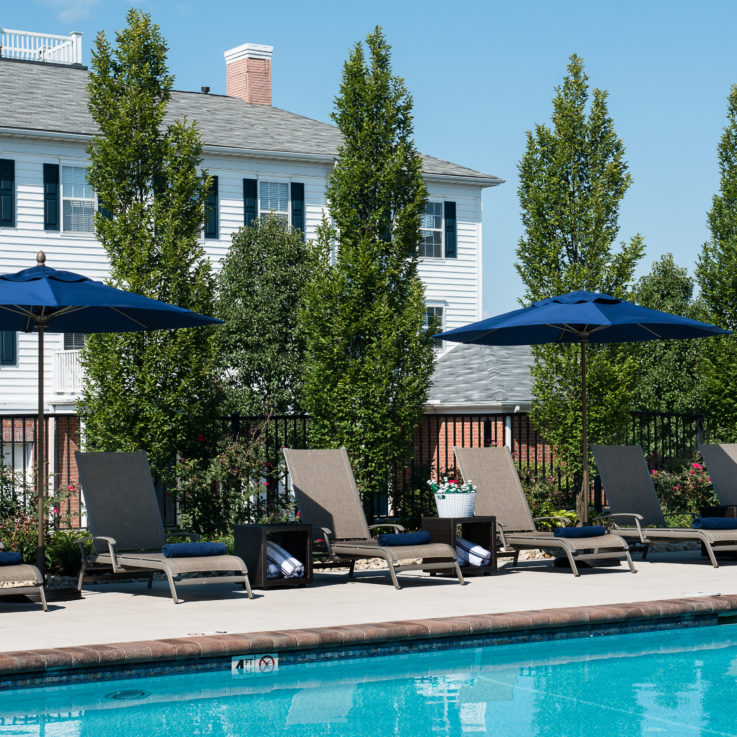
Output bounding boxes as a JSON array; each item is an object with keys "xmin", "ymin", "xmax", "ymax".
[
  {"xmin": 421, "ymin": 516, "xmax": 497, "ymax": 575},
  {"xmin": 234, "ymin": 523, "xmax": 313, "ymax": 589}
]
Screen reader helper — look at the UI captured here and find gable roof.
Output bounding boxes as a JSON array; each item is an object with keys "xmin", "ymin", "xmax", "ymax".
[
  {"xmin": 0, "ymin": 60, "xmax": 503, "ymax": 184},
  {"xmin": 428, "ymin": 343, "xmax": 533, "ymax": 409}
]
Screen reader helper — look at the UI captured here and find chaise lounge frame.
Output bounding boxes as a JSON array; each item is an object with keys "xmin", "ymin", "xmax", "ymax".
[
  {"xmin": 283, "ymin": 448, "xmax": 465, "ymax": 588},
  {"xmin": 454, "ymin": 446, "xmax": 636, "ymax": 576},
  {"xmin": 75, "ymin": 450, "xmax": 253, "ymax": 604},
  {"xmin": 0, "ymin": 542, "xmax": 47, "ymax": 611},
  {"xmin": 592, "ymin": 443, "xmax": 737, "ymax": 567}
]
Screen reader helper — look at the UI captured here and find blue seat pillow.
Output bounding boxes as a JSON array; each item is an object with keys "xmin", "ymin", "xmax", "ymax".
[
  {"xmin": 162, "ymin": 542, "xmax": 227, "ymax": 558},
  {"xmin": 553, "ymin": 525, "xmax": 607, "ymax": 538},
  {"xmin": 0, "ymin": 551, "xmax": 23, "ymax": 566},
  {"xmin": 693, "ymin": 517, "xmax": 737, "ymax": 530}
]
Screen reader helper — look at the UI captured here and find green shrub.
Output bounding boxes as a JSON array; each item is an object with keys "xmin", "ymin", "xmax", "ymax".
[
  {"xmin": 649, "ymin": 455, "xmax": 717, "ymax": 525},
  {"xmin": 520, "ymin": 473, "xmax": 578, "ymax": 530}
]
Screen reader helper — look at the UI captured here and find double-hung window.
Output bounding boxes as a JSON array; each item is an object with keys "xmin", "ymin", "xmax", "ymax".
[
  {"xmin": 420, "ymin": 202, "xmax": 444, "ymax": 258},
  {"xmin": 259, "ymin": 181, "xmax": 289, "ymax": 223},
  {"xmin": 424, "ymin": 305, "xmax": 445, "ymax": 350},
  {"xmin": 63, "ymin": 333, "xmax": 85, "ymax": 351},
  {"xmin": 61, "ymin": 166, "xmax": 95, "ymax": 233}
]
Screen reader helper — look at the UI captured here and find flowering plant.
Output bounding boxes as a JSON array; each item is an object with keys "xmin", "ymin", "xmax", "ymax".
[{"xmin": 427, "ymin": 477, "xmax": 477, "ymax": 495}]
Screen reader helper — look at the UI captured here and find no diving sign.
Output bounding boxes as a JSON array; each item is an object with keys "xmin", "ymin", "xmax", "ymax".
[{"xmin": 231, "ymin": 653, "xmax": 279, "ymax": 676}]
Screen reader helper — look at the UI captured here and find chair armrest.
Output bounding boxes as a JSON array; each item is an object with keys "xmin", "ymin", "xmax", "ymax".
[
  {"xmin": 533, "ymin": 516, "xmax": 570, "ymax": 527},
  {"xmin": 496, "ymin": 521, "xmax": 511, "ymax": 550},
  {"xmin": 596, "ymin": 513, "xmax": 646, "ymax": 540},
  {"xmin": 368, "ymin": 523, "xmax": 405, "ymax": 533},
  {"xmin": 313, "ymin": 527, "xmax": 336, "ymax": 558},
  {"xmin": 80, "ymin": 536, "xmax": 120, "ymax": 571},
  {"xmin": 165, "ymin": 530, "xmax": 201, "ymax": 542}
]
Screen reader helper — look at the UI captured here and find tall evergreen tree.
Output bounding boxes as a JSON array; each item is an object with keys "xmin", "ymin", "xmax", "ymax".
[
  {"xmin": 632, "ymin": 254, "xmax": 708, "ymax": 413},
  {"xmin": 80, "ymin": 9, "xmax": 219, "ymax": 479},
  {"xmin": 216, "ymin": 214, "xmax": 315, "ymax": 416},
  {"xmin": 697, "ymin": 84, "xmax": 737, "ymax": 441},
  {"xmin": 516, "ymin": 55, "xmax": 644, "ymax": 517},
  {"xmin": 300, "ymin": 27, "xmax": 434, "ymax": 503}
]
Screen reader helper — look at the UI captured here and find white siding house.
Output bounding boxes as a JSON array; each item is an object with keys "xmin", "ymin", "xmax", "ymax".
[{"xmin": 0, "ymin": 30, "xmax": 503, "ymax": 417}]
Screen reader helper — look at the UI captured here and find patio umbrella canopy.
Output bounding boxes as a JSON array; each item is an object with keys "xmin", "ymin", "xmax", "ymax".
[
  {"xmin": 438, "ymin": 290, "xmax": 730, "ymax": 522},
  {"xmin": 0, "ymin": 252, "xmax": 223, "ymax": 573}
]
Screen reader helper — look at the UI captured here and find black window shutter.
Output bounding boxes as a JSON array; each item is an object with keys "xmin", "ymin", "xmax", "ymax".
[
  {"xmin": 243, "ymin": 178, "xmax": 257, "ymax": 227},
  {"xmin": 0, "ymin": 159, "xmax": 15, "ymax": 227},
  {"xmin": 204, "ymin": 175, "xmax": 218, "ymax": 239},
  {"xmin": 291, "ymin": 182, "xmax": 305, "ymax": 240},
  {"xmin": 444, "ymin": 201, "xmax": 457, "ymax": 258},
  {"xmin": 43, "ymin": 163, "xmax": 60, "ymax": 231},
  {"xmin": 0, "ymin": 332, "xmax": 16, "ymax": 366}
]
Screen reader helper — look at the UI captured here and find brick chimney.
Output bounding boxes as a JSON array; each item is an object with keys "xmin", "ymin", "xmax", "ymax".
[{"xmin": 224, "ymin": 43, "xmax": 273, "ymax": 105}]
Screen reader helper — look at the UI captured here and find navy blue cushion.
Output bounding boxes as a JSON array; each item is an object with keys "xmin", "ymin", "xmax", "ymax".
[
  {"xmin": 0, "ymin": 551, "xmax": 23, "ymax": 566},
  {"xmin": 377, "ymin": 531, "xmax": 431, "ymax": 547},
  {"xmin": 162, "ymin": 542, "xmax": 227, "ymax": 558},
  {"xmin": 553, "ymin": 525, "xmax": 607, "ymax": 538},
  {"xmin": 693, "ymin": 517, "xmax": 737, "ymax": 530}
]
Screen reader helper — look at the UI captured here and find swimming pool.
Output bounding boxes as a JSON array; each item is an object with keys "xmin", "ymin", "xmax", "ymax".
[{"xmin": 3, "ymin": 623, "xmax": 737, "ymax": 736}]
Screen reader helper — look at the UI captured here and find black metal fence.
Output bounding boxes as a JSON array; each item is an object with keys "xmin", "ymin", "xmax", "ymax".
[{"xmin": 0, "ymin": 410, "xmax": 710, "ymax": 527}]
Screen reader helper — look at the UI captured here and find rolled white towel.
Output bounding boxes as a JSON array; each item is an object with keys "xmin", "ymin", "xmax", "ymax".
[
  {"xmin": 455, "ymin": 536, "xmax": 491, "ymax": 567},
  {"xmin": 266, "ymin": 560, "xmax": 282, "ymax": 579},
  {"xmin": 266, "ymin": 540, "xmax": 304, "ymax": 578}
]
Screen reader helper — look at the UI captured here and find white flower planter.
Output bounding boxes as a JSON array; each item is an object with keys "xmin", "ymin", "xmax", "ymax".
[{"xmin": 434, "ymin": 492, "xmax": 476, "ymax": 518}]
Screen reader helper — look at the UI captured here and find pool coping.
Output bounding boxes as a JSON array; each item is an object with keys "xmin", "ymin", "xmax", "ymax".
[{"xmin": 3, "ymin": 594, "xmax": 737, "ymax": 688}]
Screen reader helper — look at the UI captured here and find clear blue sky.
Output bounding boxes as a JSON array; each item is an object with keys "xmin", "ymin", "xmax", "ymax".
[{"xmin": 5, "ymin": 0, "xmax": 737, "ymax": 316}]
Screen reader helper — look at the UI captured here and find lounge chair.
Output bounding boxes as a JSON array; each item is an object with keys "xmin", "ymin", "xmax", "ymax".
[
  {"xmin": 454, "ymin": 446, "xmax": 636, "ymax": 576},
  {"xmin": 699, "ymin": 444, "xmax": 737, "ymax": 506},
  {"xmin": 282, "ymin": 448, "xmax": 465, "ymax": 588},
  {"xmin": 0, "ymin": 542, "xmax": 47, "ymax": 611},
  {"xmin": 592, "ymin": 444, "xmax": 737, "ymax": 567},
  {"xmin": 75, "ymin": 450, "xmax": 253, "ymax": 603}
]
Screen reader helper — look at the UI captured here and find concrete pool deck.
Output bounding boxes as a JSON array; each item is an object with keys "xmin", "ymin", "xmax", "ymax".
[{"xmin": 2, "ymin": 550, "xmax": 737, "ymax": 655}]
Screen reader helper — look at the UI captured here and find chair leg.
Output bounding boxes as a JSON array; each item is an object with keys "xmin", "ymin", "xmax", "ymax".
[
  {"xmin": 563, "ymin": 549, "xmax": 580, "ymax": 576},
  {"xmin": 512, "ymin": 551, "xmax": 520, "ymax": 566},
  {"xmin": 38, "ymin": 584, "xmax": 48, "ymax": 612},
  {"xmin": 387, "ymin": 564, "xmax": 401, "ymax": 589},
  {"xmin": 624, "ymin": 548, "xmax": 637, "ymax": 573},
  {"xmin": 163, "ymin": 569, "xmax": 182, "ymax": 604},
  {"xmin": 641, "ymin": 543, "xmax": 651, "ymax": 560},
  {"xmin": 347, "ymin": 560, "xmax": 356, "ymax": 579},
  {"xmin": 243, "ymin": 573, "xmax": 253, "ymax": 599},
  {"xmin": 453, "ymin": 561, "xmax": 466, "ymax": 585},
  {"xmin": 76, "ymin": 563, "xmax": 85, "ymax": 592},
  {"xmin": 703, "ymin": 541, "xmax": 719, "ymax": 568}
]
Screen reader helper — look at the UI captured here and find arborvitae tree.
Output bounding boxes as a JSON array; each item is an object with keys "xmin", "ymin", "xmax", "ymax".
[
  {"xmin": 516, "ymin": 55, "xmax": 644, "ymax": 516},
  {"xmin": 697, "ymin": 84, "xmax": 737, "ymax": 441},
  {"xmin": 216, "ymin": 214, "xmax": 315, "ymax": 416},
  {"xmin": 632, "ymin": 255, "xmax": 708, "ymax": 414},
  {"xmin": 300, "ymin": 27, "xmax": 435, "ymax": 504},
  {"xmin": 80, "ymin": 9, "xmax": 220, "ymax": 479}
]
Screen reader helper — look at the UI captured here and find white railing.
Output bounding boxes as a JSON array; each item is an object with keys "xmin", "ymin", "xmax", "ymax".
[
  {"xmin": 54, "ymin": 350, "xmax": 83, "ymax": 395},
  {"xmin": 0, "ymin": 28, "xmax": 82, "ymax": 65}
]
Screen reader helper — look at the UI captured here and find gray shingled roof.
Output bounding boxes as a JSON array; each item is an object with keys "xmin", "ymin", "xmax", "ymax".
[
  {"xmin": 428, "ymin": 343, "xmax": 533, "ymax": 407},
  {"xmin": 0, "ymin": 60, "xmax": 502, "ymax": 182}
]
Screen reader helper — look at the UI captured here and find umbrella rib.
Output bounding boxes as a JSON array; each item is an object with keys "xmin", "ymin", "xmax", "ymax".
[
  {"xmin": 636, "ymin": 323, "xmax": 664, "ymax": 339},
  {"xmin": 110, "ymin": 307, "xmax": 153, "ymax": 330}
]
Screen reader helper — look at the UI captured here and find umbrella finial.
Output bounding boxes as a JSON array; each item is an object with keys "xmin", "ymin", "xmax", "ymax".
[{"xmin": 36, "ymin": 251, "xmax": 46, "ymax": 266}]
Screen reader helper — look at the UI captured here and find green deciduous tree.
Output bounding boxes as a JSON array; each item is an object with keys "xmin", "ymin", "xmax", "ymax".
[
  {"xmin": 632, "ymin": 254, "xmax": 708, "ymax": 413},
  {"xmin": 216, "ymin": 214, "xmax": 316, "ymax": 416},
  {"xmin": 697, "ymin": 84, "xmax": 737, "ymax": 441},
  {"xmin": 80, "ymin": 9, "xmax": 220, "ymax": 480},
  {"xmin": 516, "ymin": 54, "xmax": 645, "ymax": 517},
  {"xmin": 300, "ymin": 27, "xmax": 435, "ymax": 504}
]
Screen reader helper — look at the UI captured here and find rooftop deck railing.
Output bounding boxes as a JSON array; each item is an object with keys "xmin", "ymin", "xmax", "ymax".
[{"xmin": 0, "ymin": 28, "xmax": 82, "ymax": 65}]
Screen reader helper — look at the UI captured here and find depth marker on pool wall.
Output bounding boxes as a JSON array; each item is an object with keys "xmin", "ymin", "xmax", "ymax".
[{"xmin": 231, "ymin": 653, "xmax": 279, "ymax": 676}]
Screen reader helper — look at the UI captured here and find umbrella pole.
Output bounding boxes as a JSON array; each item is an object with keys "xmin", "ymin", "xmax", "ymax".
[
  {"xmin": 579, "ymin": 338, "xmax": 589, "ymax": 525},
  {"xmin": 36, "ymin": 322, "xmax": 45, "ymax": 577}
]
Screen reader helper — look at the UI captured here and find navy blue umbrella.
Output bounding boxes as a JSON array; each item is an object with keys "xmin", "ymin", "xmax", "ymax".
[
  {"xmin": 0, "ymin": 252, "xmax": 223, "ymax": 569},
  {"xmin": 438, "ymin": 290, "xmax": 730, "ymax": 521}
]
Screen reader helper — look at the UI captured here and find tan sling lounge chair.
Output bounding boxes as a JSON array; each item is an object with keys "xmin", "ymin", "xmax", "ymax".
[
  {"xmin": 283, "ymin": 448, "xmax": 465, "ymax": 588},
  {"xmin": 0, "ymin": 542, "xmax": 46, "ymax": 611},
  {"xmin": 454, "ymin": 446, "xmax": 636, "ymax": 576},
  {"xmin": 75, "ymin": 450, "xmax": 253, "ymax": 603},
  {"xmin": 592, "ymin": 444, "xmax": 737, "ymax": 567},
  {"xmin": 700, "ymin": 443, "xmax": 737, "ymax": 506}
]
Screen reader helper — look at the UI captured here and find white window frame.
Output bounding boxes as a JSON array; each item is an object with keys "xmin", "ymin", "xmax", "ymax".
[
  {"xmin": 424, "ymin": 303, "xmax": 446, "ymax": 351},
  {"xmin": 419, "ymin": 200, "xmax": 444, "ymax": 259},
  {"xmin": 60, "ymin": 163, "xmax": 96, "ymax": 235},
  {"xmin": 258, "ymin": 179, "xmax": 290, "ymax": 223}
]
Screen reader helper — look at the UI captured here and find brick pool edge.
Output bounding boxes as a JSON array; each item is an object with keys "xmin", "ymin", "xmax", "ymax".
[{"xmin": 3, "ymin": 595, "xmax": 737, "ymax": 688}]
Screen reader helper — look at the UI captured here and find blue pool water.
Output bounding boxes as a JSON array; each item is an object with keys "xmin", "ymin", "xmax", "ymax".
[{"xmin": 3, "ymin": 624, "xmax": 737, "ymax": 736}]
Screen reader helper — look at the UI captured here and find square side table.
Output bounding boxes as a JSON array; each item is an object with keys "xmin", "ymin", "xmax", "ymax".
[
  {"xmin": 421, "ymin": 516, "xmax": 497, "ymax": 575},
  {"xmin": 234, "ymin": 523, "xmax": 313, "ymax": 589}
]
